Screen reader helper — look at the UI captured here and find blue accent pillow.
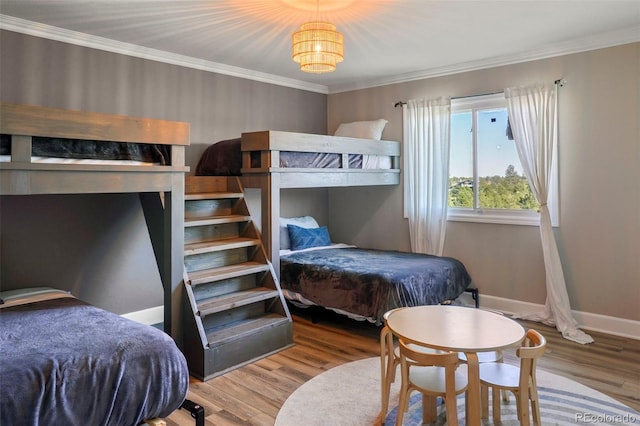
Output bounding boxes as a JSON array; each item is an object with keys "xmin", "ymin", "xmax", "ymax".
[{"xmin": 287, "ymin": 224, "xmax": 331, "ymax": 251}]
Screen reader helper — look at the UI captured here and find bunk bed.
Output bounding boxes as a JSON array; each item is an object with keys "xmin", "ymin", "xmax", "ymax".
[
  {"xmin": 0, "ymin": 102, "xmax": 198, "ymax": 424},
  {"xmin": 195, "ymin": 129, "xmax": 401, "ymax": 270},
  {"xmin": 195, "ymin": 127, "xmax": 473, "ymax": 322}
]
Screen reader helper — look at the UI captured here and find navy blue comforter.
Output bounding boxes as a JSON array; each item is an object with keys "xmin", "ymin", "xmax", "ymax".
[
  {"xmin": 0, "ymin": 297, "xmax": 189, "ymax": 426},
  {"xmin": 280, "ymin": 248, "xmax": 472, "ymax": 323}
]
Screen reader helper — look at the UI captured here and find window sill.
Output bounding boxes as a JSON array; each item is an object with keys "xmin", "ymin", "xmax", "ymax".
[{"xmin": 447, "ymin": 209, "xmax": 540, "ymax": 226}]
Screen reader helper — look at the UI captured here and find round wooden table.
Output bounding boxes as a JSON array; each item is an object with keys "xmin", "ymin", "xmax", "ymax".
[{"xmin": 386, "ymin": 305, "xmax": 525, "ymax": 426}]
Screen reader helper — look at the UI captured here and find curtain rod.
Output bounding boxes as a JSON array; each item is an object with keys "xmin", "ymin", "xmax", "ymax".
[{"xmin": 393, "ymin": 78, "xmax": 566, "ymax": 108}]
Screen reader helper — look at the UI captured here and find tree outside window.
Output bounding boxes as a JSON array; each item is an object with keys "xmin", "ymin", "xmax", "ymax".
[{"xmin": 448, "ymin": 94, "xmax": 540, "ymax": 225}]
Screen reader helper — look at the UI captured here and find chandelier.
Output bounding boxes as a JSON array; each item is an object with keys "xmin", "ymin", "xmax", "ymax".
[{"xmin": 291, "ymin": 2, "xmax": 344, "ymax": 73}]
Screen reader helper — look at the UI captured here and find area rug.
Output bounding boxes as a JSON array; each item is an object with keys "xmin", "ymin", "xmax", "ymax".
[{"xmin": 275, "ymin": 357, "xmax": 639, "ymax": 426}]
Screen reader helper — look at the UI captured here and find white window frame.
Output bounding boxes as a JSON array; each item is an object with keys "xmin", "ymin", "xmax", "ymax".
[{"xmin": 447, "ymin": 93, "xmax": 559, "ymax": 227}]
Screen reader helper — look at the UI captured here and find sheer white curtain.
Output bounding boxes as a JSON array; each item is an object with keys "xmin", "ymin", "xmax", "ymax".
[
  {"xmin": 402, "ymin": 97, "xmax": 451, "ymax": 256},
  {"xmin": 505, "ymin": 83, "xmax": 593, "ymax": 344}
]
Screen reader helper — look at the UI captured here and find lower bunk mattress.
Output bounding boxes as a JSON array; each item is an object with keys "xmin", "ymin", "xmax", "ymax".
[
  {"xmin": 0, "ymin": 288, "xmax": 189, "ymax": 426},
  {"xmin": 280, "ymin": 247, "xmax": 472, "ymax": 323}
]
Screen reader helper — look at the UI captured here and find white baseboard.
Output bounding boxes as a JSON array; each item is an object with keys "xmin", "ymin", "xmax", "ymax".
[
  {"xmin": 474, "ymin": 294, "xmax": 640, "ymax": 341},
  {"xmin": 121, "ymin": 297, "xmax": 640, "ymax": 341},
  {"xmin": 121, "ymin": 305, "xmax": 164, "ymax": 326}
]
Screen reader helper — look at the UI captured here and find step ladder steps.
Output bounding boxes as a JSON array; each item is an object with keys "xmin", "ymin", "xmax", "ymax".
[
  {"xmin": 185, "ymin": 214, "xmax": 252, "ymax": 227},
  {"xmin": 182, "ymin": 176, "xmax": 293, "ymax": 380},
  {"xmin": 191, "ymin": 275, "xmax": 256, "ymax": 303},
  {"xmin": 197, "ymin": 287, "xmax": 280, "ymax": 317},
  {"xmin": 188, "ymin": 262, "xmax": 270, "ymax": 286},
  {"xmin": 185, "ymin": 192, "xmax": 244, "ymax": 201},
  {"xmin": 205, "ymin": 314, "xmax": 290, "ymax": 347},
  {"xmin": 184, "ymin": 223, "xmax": 242, "ymax": 246},
  {"xmin": 184, "ymin": 247, "xmax": 248, "ymax": 274},
  {"xmin": 184, "ymin": 237, "xmax": 260, "ymax": 256},
  {"xmin": 185, "ymin": 198, "xmax": 236, "ymax": 219}
]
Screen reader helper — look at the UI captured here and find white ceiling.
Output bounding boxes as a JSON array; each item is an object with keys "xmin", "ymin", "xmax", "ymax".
[{"xmin": 1, "ymin": 0, "xmax": 639, "ymax": 94}]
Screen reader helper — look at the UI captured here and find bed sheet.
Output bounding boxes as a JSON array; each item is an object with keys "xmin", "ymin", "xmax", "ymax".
[{"xmin": 0, "ymin": 293, "xmax": 189, "ymax": 426}]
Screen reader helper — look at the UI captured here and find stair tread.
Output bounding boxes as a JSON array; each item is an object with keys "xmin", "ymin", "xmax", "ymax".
[
  {"xmin": 185, "ymin": 214, "xmax": 252, "ymax": 227},
  {"xmin": 206, "ymin": 314, "xmax": 290, "ymax": 346},
  {"xmin": 184, "ymin": 237, "xmax": 260, "ymax": 255},
  {"xmin": 197, "ymin": 287, "xmax": 280, "ymax": 316},
  {"xmin": 185, "ymin": 192, "xmax": 244, "ymax": 200},
  {"xmin": 188, "ymin": 262, "xmax": 270, "ymax": 285}
]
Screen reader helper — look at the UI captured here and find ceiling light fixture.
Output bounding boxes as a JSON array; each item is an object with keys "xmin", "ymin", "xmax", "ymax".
[{"xmin": 292, "ymin": 0, "xmax": 344, "ymax": 73}]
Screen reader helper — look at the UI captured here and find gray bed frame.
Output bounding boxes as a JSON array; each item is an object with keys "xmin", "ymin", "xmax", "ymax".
[
  {"xmin": 238, "ymin": 129, "xmax": 401, "ymax": 273},
  {"xmin": 0, "ymin": 102, "xmax": 189, "ymax": 342}
]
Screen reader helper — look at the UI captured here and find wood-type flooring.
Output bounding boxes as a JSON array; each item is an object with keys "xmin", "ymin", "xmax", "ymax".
[{"xmin": 166, "ymin": 306, "xmax": 640, "ymax": 425}]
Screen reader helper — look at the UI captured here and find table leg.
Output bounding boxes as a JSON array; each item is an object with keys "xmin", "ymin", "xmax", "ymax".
[{"xmin": 466, "ymin": 352, "xmax": 481, "ymax": 426}]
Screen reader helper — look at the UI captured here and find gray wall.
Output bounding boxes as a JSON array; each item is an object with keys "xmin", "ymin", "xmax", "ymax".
[
  {"xmin": 0, "ymin": 30, "xmax": 327, "ymax": 314},
  {"xmin": 327, "ymin": 43, "xmax": 640, "ymax": 322},
  {"xmin": 2, "ymin": 29, "xmax": 637, "ymax": 324}
]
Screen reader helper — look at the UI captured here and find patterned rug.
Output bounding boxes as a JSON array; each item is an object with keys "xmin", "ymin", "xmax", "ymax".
[{"xmin": 275, "ymin": 357, "xmax": 638, "ymax": 426}]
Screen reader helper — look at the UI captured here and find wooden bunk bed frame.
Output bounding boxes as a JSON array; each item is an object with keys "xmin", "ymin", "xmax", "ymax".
[
  {"xmin": 231, "ymin": 131, "xmax": 475, "ymax": 322},
  {"xmin": 0, "ymin": 102, "xmax": 189, "ymax": 342},
  {"xmin": 238, "ymin": 129, "xmax": 401, "ymax": 272}
]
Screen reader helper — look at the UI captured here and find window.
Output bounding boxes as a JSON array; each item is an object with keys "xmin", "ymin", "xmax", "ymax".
[{"xmin": 448, "ymin": 93, "xmax": 551, "ymax": 226}]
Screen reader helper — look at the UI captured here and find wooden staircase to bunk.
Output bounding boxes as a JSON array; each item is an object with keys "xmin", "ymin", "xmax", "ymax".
[{"xmin": 182, "ymin": 176, "xmax": 293, "ymax": 381}]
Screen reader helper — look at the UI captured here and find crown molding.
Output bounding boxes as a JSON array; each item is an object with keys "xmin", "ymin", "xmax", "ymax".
[
  {"xmin": 2, "ymin": 14, "xmax": 637, "ymax": 96},
  {"xmin": 328, "ymin": 25, "xmax": 640, "ymax": 94},
  {"xmin": 0, "ymin": 14, "xmax": 329, "ymax": 95}
]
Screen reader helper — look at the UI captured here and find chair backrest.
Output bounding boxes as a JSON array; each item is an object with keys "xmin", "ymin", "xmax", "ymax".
[
  {"xmin": 380, "ymin": 325, "xmax": 394, "ymax": 359},
  {"xmin": 398, "ymin": 338, "xmax": 460, "ymax": 369},
  {"xmin": 516, "ymin": 329, "xmax": 547, "ymax": 390},
  {"xmin": 381, "ymin": 308, "xmax": 405, "ymax": 360},
  {"xmin": 380, "ymin": 307, "xmax": 406, "ymax": 361},
  {"xmin": 397, "ymin": 337, "xmax": 464, "ymax": 412}
]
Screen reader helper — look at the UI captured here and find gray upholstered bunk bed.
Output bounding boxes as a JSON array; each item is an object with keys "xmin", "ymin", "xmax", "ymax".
[{"xmin": 0, "ymin": 102, "xmax": 200, "ymax": 425}]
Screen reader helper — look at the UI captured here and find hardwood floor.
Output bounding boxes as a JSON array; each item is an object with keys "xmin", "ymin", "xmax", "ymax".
[{"xmin": 166, "ymin": 306, "xmax": 640, "ymax": 425}]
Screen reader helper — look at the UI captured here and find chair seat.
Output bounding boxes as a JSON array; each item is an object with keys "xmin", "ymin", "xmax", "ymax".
[
  {"xmin": 410, "ymin": 364, "xmax": 468, "ymax": 394},
  {"xmin": 479, "ymin": 362, "xmax": 521, "ymax": 389}
]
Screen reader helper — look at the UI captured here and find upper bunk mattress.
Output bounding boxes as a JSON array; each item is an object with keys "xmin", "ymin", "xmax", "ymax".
[
  {"xmin": 280, "ymin": 247, "xmax": 472, "ymax": 323},
  {"xmin": 0, "ymin": 293, "xmax": 189, "ymax": 426},
  {"xmin": 0, "ymin": 134, "xmax": 170, "ymax": 165},
  {"xmin": 195, "ymin": 137, "xmax": 362, "ymax": 176}
]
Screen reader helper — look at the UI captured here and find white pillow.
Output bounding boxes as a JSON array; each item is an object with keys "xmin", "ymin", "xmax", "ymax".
[
  {"xmin": 280, "ymin": 216, "xmax": 319, "ymax": 250},
  {"xmin": 334, "ymin": 119, "xmax": 388, "ymax": 140},
  {"xmin": 362, "ymin": 154, "xmax": 392, "ymax": 169},
  {"xmin": 334, "ymin": 119, "xmax": 390, "ymax": 169}
]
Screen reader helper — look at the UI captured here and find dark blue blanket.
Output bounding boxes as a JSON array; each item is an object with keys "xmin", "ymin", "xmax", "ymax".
[
  {"xmin": 280, "ymin": 248, "xmax": 472, "ymax": 323},
  {"xmin": 0, "ymin": 297, "xmax": 189, "ymax": 426}
]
